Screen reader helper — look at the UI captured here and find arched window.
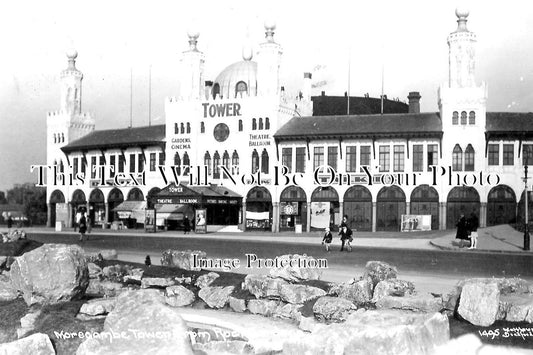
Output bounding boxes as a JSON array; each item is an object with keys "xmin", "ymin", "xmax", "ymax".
[
  {"xmin": 460, "ymin": 111, "xmax": 467, "ymax": 125},
  {"xmin": 259, "ymin": 118, "xmax": 263, "ymax": 130},
  {"xmin": 232, "ymin": 150, "xmax": 239, "ymax": 175},
  {"xmin": 238, "ymin": 119, "xmax": 243, "ymax": 132},
  {"xmin": 265, "ymin": 117, "xmax": 270, "ymax": 130},
  {"xmin": 452, "ymin": 111, "xmax": 458, "ymax": 125},
  {"xmin": 183, "ymin": 152, "xmax": 190, "ymax": 176},
  {"xmin": 252, "ymin": 118, "xmax": 257, "ymax": 130},
  {"xmin": 261, "ymin": 149, "xmax": 269, "ymax": 174},
  {"xmin": 186, "ymin": 122, "xmax": 191, "ymax": 133},
  {"xmin": 61, "ymin": 133, "xmax": 64, "ymax": 142},
  {"xmin": 465, "ymin": 144, "xmax": 475, "ymax": 171},
  {"xmin": 204, "ymin": 152, "xmax": 211, "ymax": 175},
  {"xmin": 251, "ymin": 149, "xmax": 259, "ymax": 173},
  {"xmin": 53, "ymin": 134, "xmax": 57, "ymax": 143},
  {"xmin": 452, "ymin": 144, "xmax": 463, "ymax": 171},
  {"xmin": 222, "ymin": 151, "xmax": 230, "ymax": 179},
  {"xmin": 53, "ymin": 159, "xmax": 57, "ymax": 166},
  {"xmin": 59, "ymin": 160, "xmax": 64, "ymax": 173},
  {"xmin": 213, "ymin": 151, "xmax": 220, "ymax": 179},
  {"xmin": 174, "ymin": 152, "xmax": 181, "ymax": 175},
  {"xmin": 235, "ymin": 81, "xmax": 248, "ymax": 97},
  {"xmin": 469, "ymin": 111, "xmax": 475, "ymax": 125},
  {"xmin": 180, "ymin": 123, "xmax": 185, "ymax": 134},
  {"xmin": 212, "ymin": 83, "xmax": 220, "ymax": 99},
  {"xmin": 175, "ymin": 123, "xmax": 179, "ymax": 134},
  {"xmin": 201, "ymin": 122, "xmax": 205, "ymax": 133}
]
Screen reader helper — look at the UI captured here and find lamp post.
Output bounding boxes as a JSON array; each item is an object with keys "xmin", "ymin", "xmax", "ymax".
[{"xmin": 524, "ymin": 161, "xmax": 531, "ymax": 251}]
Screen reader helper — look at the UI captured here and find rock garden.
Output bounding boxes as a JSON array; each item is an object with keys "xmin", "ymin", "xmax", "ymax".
[{"xmin": 0, "ymin": 240, "xmax": 532, "ymax": 354}]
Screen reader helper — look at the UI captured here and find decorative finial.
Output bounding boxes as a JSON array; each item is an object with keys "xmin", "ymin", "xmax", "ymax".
[
  {"xmin": 242, "ymin": 44, "xmax": 253, "ymax": 61},
  {"xmin": 455, "ymin": 7, "xmax": 470, "ymax": 32},
  {"xmin": 264, "ymin": 20, "xmax": 276, "ymax": 42},
  {"xmin": 187, "ymin": 30, "xmax": 200, "ymax": 51},
  {"xmin": 66, "ymin": 48, "xmax": 78, "ymax": 70}
]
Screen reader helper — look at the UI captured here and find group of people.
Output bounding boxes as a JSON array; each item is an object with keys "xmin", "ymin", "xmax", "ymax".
[
  {"xmin": 455, "ymin": 212, "xmax": 479, "ymax": 249},
  {"xmin": 321, "ymin": 215, "xmax": 354, "ymax": 252}
]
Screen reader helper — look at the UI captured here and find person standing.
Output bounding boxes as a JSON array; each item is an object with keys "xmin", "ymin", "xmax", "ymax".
[
  {"xmin": 78, "ymin": 212, "xmax": 87, "ymax": 242},
  {"xmin": 322, "ymin": 227, "xmax": 333, "ymax": 252},
  {"xmin": 455, "ymin": 214, "xmax": 469, "ymax": 248},
  {"xmin": 467, "ymin": 212, "xmax": 479, "ymax": 249},
  {"xmin": 6, "ymin": 213, "xmax": 13, "ymax": 234},
  {"xmin": 339, "ymin": 215, "xmax": 348, "ymax": 251},
  {"xmin": 183, "ymin": 216, "xmax": 191, "ymax": 234}
]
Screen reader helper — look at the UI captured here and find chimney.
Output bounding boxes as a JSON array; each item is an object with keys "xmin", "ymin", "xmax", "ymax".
[
  {"xmin": 408, "ymin": 91, "xmax": 421, "ymax": 114},
  {"xmin": 302, "ymin": 72, "xmax": 312, "ymax": 101}
]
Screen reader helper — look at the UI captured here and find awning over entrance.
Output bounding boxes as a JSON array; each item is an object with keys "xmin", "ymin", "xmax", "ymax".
[
  {"xmin": 154, "ymin": 204, "xmax": 191, "ymax": 220},
  {"xmin": 112, "ymin": 201, "xmax": 146, "ymax": 220},
  {"xmin": 154, "ymin": 183, "xmax": 242, "ymax": 206}
]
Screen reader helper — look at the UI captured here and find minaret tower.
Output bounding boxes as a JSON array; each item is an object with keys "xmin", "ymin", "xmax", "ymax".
[
  {"xmin": 448, "ymin": 8, "xmax": 477, "ymax": 88},
  {"xmin": 60, "ymin": 49, "xmax": 83, "ymax": 114},
  {"xmin": 179, "ymin": 30, "xmax": 205, "ymax": 101},
  {"xmin": 256, "ymin": 20, "xmax": 283, "ymax": 96}
]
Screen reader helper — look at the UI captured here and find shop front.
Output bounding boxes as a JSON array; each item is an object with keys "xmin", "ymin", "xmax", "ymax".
[
  {"xmin": 71, "ymin": 189, "xmax": 87, "ymax": 226},
  {"xmin": 245, "ymin": 187, "xmax": 272, "ymax": 230},
  {"xmin": 89, "ymin": 189, "xmax": 105, "ymax": 227},
  {"xmin": 310, "ymin": 187, "xmax": 340, "ymax": 231},
  {"xmin": 107, "ymin": 188, "xmax": 124, "ymax": 223},
  {"xmin": 279, "ymin": 186, "xmax": 307, "ymax": 231}
]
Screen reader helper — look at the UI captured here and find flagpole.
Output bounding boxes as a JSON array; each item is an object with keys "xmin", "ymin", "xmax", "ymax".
[
  {"xmin": 381, "ymin": 43, "xmax": 385, "ymax": 115},
  {"xmin": 130, "ymin": 67, "xmax": 133, "ymax": 128},
  {"xmin": 347, "ymin": 47, "xmax": 351, "ymax": 115},
  {"xmin": 148, "ymin": 65, "xmax": 152, "ymax": 127}
]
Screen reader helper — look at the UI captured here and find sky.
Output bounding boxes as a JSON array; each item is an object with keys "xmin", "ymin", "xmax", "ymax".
[{"xmin": 1, "ymin": 0, "xmax": 533, "ymax": 192}]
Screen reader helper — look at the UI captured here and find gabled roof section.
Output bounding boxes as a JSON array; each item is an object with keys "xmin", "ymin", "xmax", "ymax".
[
  {"xmin": 62, "ymin": 124, "xmax": 165, "ymax": 153},
  {"xmin": 274, "ymin": 113, "xmax": 442, "ymax": 140}
]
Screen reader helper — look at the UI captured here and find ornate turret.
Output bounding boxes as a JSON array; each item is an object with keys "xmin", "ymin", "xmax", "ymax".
[
  {"xmin": 447, "ymin": 8, "xmax": 477, "ymax": 88},
  {"xmin": 256, "ymin": 20, "xmax": 283, "ymax": 97},
  {"xmin": 179, "ymin": 30, "xmax": 205, "ymax": 101},
  {"xmin": 60, "ymin": 49, "xmax": 83, "ymax": 115}
]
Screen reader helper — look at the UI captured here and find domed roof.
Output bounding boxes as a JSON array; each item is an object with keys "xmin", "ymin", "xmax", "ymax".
[{"xmin": 213, "ymin": 59, "xmax": 257, "ymax": 98}]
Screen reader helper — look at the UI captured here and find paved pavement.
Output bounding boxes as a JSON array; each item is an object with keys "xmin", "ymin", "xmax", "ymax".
[{"xmin": 10, "ymin": 224, "xmax": 532, "ymax": 253}]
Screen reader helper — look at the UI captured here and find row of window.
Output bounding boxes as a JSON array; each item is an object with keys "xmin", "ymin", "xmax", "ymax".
[
  {"xmin": 53, "ymin": 133, "xmax": 65, "ymax": 144},
  {"xmin": 452, "ymin": 111, "xmax": 476, "ymax": 125},
  {"xmin": 174, "ymin": 123, "xmax": 191, "ymax": 134},
  {"xmin": 452, "ymin": 144, "xmax": 475, "ymax": 171},
  {"xmin": 203, "ymin": 150, "xmax": 241, "ymax": 178},
  {"xmin": 197, "ymin": 118, "xmax": 270, "ymax": 134},
  {"xmin": 65, "ymin": 152, "xmax": 166, "ymax": 177}
]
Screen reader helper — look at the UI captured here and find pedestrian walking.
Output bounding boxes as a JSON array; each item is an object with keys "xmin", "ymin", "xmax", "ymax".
[
  {"xmin": 6, "ymin": 213, "xmax": 13, "ymax": 234},
  {"xmin": 145, "ymin": 255, "xmax": 152, "ymax": 267},
  {"xmin": 339, "ymin": 215, "xmax": 350, "ymax": 251},
  {"xmin": 467, "ymin": 212, "xmax": 479, "ymax": 249},
  {"xmin": 455, "ymin": 213, "xmax": 469, "ymax": 248},
  {"xmin": 74, "ymin": 210, "xmax": 81, "ymax": 232},
  {"xmin": 86, "ymin": 215, "xmax": 92, "ymax": 238},
  {"xmin": 78, "ymin": 212, "xmax": 87, "ymax": 242},
  {"xmin": 321, "ymin": 227, "xmax": 333, "ymax": 252},
  {"xmin": 183, "ymin": 216, "xmax": 191, "ymax": 234}
]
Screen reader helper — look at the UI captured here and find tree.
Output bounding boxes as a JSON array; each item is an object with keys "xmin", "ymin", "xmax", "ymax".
[
  {"xmin": 0, "ymin": 191, "xmax": 6, "ymax": 204},
  {"xmin": 6, "ymin": 183, "xmax": 47, "ymax": 225}
]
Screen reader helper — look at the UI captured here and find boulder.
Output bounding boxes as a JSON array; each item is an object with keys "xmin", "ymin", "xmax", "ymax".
[
  {"xmin": 175, "ymin": 276, "xmax": 193, "ymax": 285},
  {"xmin": 242, "ymin": 274, "xmax": 288, "ymax": 299},
  {"xmin": 330, "ymin": 279, "xmax": 373, "ymax": 306},
  {"xmin": 165, "ymin": 285, "xmax": 195, "ymax": 307},
  {"xmin": 497, "ymin": 294, "xmax": 533, "ymax": 323},
  {"xmin": 313, "ymin": 296, "xmax": 356, "ymax": 322},
  {"xmin": 372, "ymin": 279, "xmax": 416, "ymax": 302},
  {"xmin": 84, "ymin": 252, "xmax": 103, "ymax": 263},
  {"xmin": 86, "ymin": 279, "xmax": 125, "ymax": 297},
  {"xmin": 247, "ymin": 299, "xmax": 280, "ymax": 317},
  {"xmin": 87, "ymin": 263, "xmax": 102, "ymax": 279},
  {"xmin": 0, "ymin": 333, "xmax": 55, "ymax": 355},
  {"xmin": 123, "ymin": 268, "xmax": 144, "ymax": 283},
  {"xmin": 141, "ymin": 277, "xmax": 175, "ymax": 289},
  {"xmin": 269, "ymin": 254, "xmax": 323, "ymax": 281},
  {"xmin": 17, "ymin": 310, "xmax": 41, "ymax": 338},
  {"xmin": 363, "ymin": 261, "xmax": 398, "ymax": 288},
  {"xmin": 195, "ymin": 272, "xmax": 220, "ymax": 288},
  {"xmin": 102, "ymin": 264, "xmax": 135, "ymax": 282},
  {"xmin": 0, "ymin": 272, "xmax": 19, "ymax": 301},
  {"xmin": 274, "ymin": 302, "xmax": 302, "ymax": 320},
  {"xmin": 229, "ymin": 297, "xmax": 247, "ymax": 313},
  {"xmin": 160, "ymin": 249, "xmax": 206, "ymax": 271},
  {"xmin": 458, "ymin": 279, "xmax": 500, "ymax": 326},
  {"xmin": 198, "ymin": 286, "xmax": 234, "ymax": 308},
  {"xmin": 299, "ymin": 316, "xmax": 324, "ymax": 333},
  {"xmin": 284, "ymin": 310, "xmax": 449, "ymax": 355},
  {"xmin": 79, "ymin": 297, "xmax": 116, "ymax": 316},
  {"xmin": 99, "ymin": 249, "xmax": 118, "ymax": 260},
  {"xmin": 10, "ymin": 244, "xmax": 89, "ymax": 305},
  {"xmin": 279, "ymin": 284, "xmax": 326, "ymax": 304},
  {"xmin": 375, "ymin": 293, "xmax": 443, "ymax": 313},
  {"xmin": 77, "ymin": 289, "xmax": 193, "ymax": 355}
]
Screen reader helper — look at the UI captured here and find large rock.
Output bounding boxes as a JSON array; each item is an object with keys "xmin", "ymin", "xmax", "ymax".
[
  {"xmin": 284, "ymin": 310, "xmax": 449, "ymax": 355},
  {"xmin": 313, "ymin": 296, "xmax": 356, "ymax": 322},
  {"xmin": 279, "ymin": 284, "xmax": 326, "ymax": 304},
  {"xmin": 363, "ymin": 261, "xmax": 398, "ymax": 288},
  {"xmin": 141, "ymin": 277, "xmax": 175, "ymax": 289},
  {"xmin": 198, "ymin": 286, "xmax": 234, "ymax": 308},
  {"xmin": 229, "ymin": 297, "xmax": 247, "ymax": 313},
  {"xmin": 85, "ymin": 279, "xmax": 125, "ymax": 297},
  {"xmin": 160, "ymin": 249, "xmax": 206, "ymax": 271},
  {"xmin": 77, "ymin": 289, "xmax": 193, "ymax": 355},
  {"xmin": 87, "ymin": 263, "xmax": 102, "ymax": 279},
  {"xmin": 17, "ymin": 310, "xmax": 41, "ymax": 338},
  {"xmin": 274, "ymin": 302, "xmax": 302, "ymax": 320},
  {"xmin": 498, "ymin": 294, "xmax": 533, "ymax": 323},
  {"xmin": 0, "ymin": 333, "xmax": 55, "ymax": 355},
  {"xmin": 247, "ymin": 299, "xmax": 280, "ymax": 317},
  {"xmin": 458, "ymin": 279, "xmax": 500, "ymax": 326},
  {"xmin": 79, "ymin": 298, "xmax": 116, "ymax": 316},
  {"xmin": 242, "ymin": 274, "xmax": 288, "ymax": 299},
  {"xmin": 330, "ymin": 279, "xmax": 373, "ymax": 306},
  {"xmin": 165, "ymin": 285, "xmax": 195, "ymax": 307},
  {"xmin": 372, "ymin": 279, "xmax": 415, "ymax": 302},
  {"xmin": 269, "ymin": 254, "xmax": 323, "ymax": 281},
  {"xmin": 10, "ymin": 244, "xmax": 89, "ymax": 305},
  {"xmin": 376, "ymin": 293, "xmax": 443, "ymax": 313},
  {"xmin": 0, "ymin": 272, "xmax": 19, "ymax": 301},
  {"xmin": 195, "ymin": 272, "xmax": 220, "ymax": 288}
]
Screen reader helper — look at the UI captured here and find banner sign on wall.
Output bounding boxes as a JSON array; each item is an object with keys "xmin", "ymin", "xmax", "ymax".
[
  {"xmin": 195, "ymin": 209, "xmax": 207, "ymax": 234},
  {"xmin": 310, "ymin": 201, "xmax": 330, "ymax": 229},
  {"xmin": 401, "ymin": 214, "xmax": 432, "ymax": 232}
]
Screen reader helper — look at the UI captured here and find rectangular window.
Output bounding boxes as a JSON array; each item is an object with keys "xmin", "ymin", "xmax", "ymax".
[
  {"xmin": 346, "ymin": 146, "xmax": 357, "ymax": 172},
  {"xmin": 379, "ymin": 146, "xmax": 390, "ymax": 172},
  {"xmin": 91, "ymin": 156, "xmax": 97, "ymax": 179},
  {"xmin": 503, "ymin": 144, "xmax": 514, "ymax": 166},
  {"xmin": 110, "ymin": 155, "xmax": 116, "ymax": 177},
  {"xmin": 282, "ymin": 148, "xmax": 292, "ymax": 173},
  {"xmin": 393, "ymin": 145, "xmax": 405, "ymax": 172},
  {"xmin": 313, "ymin": 147, "xmax": 324, "ymax": 171},
  {"xmin": 118, "ymin": 155, "xmax": 125, "ymax": 173},
  {"xmin": 138, "ymin": 154, "xmax": 144, "ymax": 173},
  {"xmin": 413, "ymin": 145, "xmax": 423, "ymax": 172},
  {"xmin": 427, "ymin": 144, "xmax": 438, "ymax": 170},
  {"xmin": 295, "ymin": 147, "xmax": 306, "ymax": 173},
  {"xmin": 150, "ymin": 153, "xmax": 156, "ymax": 171},
  {"xmin": 129, "ymin": 154, "xmax": 136, "ymax": 173},
  {"xmin": 360, "ymin": 146, "xmax": 371, "ymax": 172},
  {"xmin": 159, "ymin": 152, "xmax": 165, "ymax": 167},
  {"xmin": 73, "ymin": 157, "xmax": 78, "ymax": 176},
  {"xmin": 488, "ymin": 144, "xmax": 499, "ymax": 166},
  {"xmin": 328, "ymin": 146, "xmax": 338, "ymax": 171},
  {"xmin": 523, "ymin": 144, "xmax": 533, "ymax": 165}
]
